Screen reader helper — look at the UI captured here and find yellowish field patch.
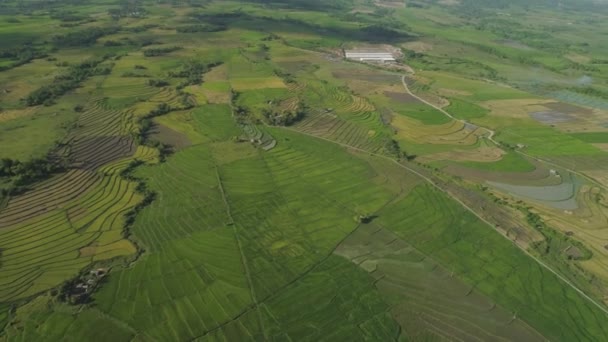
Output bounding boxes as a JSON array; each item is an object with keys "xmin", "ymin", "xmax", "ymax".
[
  {"xmin": 419, "ymin": 92, "xmax": 449, "ymax": 108},
  {"xmin": 230, "ymin": 77, "xmax": 287, "ymax": 91},
  {"xmin": 541, "ymin": 185, "xmax": 608, "ymax": 286},
  {"xmin": 278, "ymin": 97, "xmax": 299, "ymax": 112},
  {"xmin": 155, "ymin": 110, "xmax": 207, "ymax": 144},
  {"xmin": 202, "ymin": 89, "xmax": 230, "ymax": 104},
  {"xmin": 392, "ymin": 115, "xmax": 481, "ymax": 145},
  {"xmin": 211, "ymin": 141, "xmax": 257, "ymax": 165},
  {"xmin": 418, "ymin": 146, "xmax": 506, "ymax": 163},
  {"xmin": 130, "ymin": 101, "xmax": 159, "ymax": 117},
  {"xmin": 183, "ymin": 85, "xmax": 208, "ymax": 105},
  {"xmin": 0, "ymin": 107, "xmax": 37, "ymax": 123},
  {"xmin": 565, "ymin": 53, "xmax": 591, "ymax": 64},
  {"xmin": 481, "ymin": 99, "xmax": 556, "ymax": 119},
  {"xmin": 401, "ymin": 41, "xmax": 433, "ymax": 53},
  {"xmin": 593, "ymin": 144, "xmax": 608, "ymax": 152},
  {"xmin": 205, "ymin": 64, "xmax": 229, "ymax": 82}
]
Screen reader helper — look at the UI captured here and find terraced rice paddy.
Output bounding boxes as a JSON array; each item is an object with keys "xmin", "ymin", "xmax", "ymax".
[{"xmin": 3, "ymin": 2, "xmax": 608, "ymax": 340}]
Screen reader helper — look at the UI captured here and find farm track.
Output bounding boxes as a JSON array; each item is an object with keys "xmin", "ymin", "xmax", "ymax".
[
  {"xmin": 276, "ymin": 123, "xmax": 608, "ymax": 316},
  {"xmin": 400, "ymin": 76, "xmax": 608, "ymax": 192}
]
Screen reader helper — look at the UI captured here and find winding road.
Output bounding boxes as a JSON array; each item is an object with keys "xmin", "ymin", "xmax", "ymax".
[{"xmin": 400, "ymin": 75, "xmax": 607, "ymax": 191}]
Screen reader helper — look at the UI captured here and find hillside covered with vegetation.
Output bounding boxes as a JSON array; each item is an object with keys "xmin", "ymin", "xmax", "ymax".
[{"xmin": 1, "ymin": 0, "xmax": 608, "ymax": 340}]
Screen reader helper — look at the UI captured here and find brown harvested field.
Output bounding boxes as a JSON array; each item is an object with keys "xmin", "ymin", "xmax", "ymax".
[
  {"xmin": 149, "ymin": 122, "xmax": 191, "ymax": 150},
  {"xmin": 0, "ymin": 170, "xmax": 101, "ymax": 229},
  {"xmin": 418, "ymin": 146, "xmax": 506, "ymax": 163},
  {"xmin": 383, "ymin": 91, "xmax": 421, "ymax": 103},
  {"xmin": 70, "ymin": 136, "xmax": 136, "ymax": 170}
]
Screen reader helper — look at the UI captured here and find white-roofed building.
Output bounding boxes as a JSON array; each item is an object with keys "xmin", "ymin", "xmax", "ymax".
[{"xmin": 344, "ymin": 50, "xmax": 396, "ymax": 62}]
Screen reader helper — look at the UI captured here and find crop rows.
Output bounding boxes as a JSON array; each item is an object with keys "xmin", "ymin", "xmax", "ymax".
[
  {"xmin": 221, "ymin": 129, "xmax": 398, "ymax": 298},
  {"xmin": 0, "ymin": 74, "xmax": 154, "ymax": 305},
  {"xmin": 336, "ymin": 224, "xmax": 545, "ymax": 341},
  {"xmin": 294, "ymin": 111, "xmax": 385, "ymax": 153},
  {"xmin": 0, "ymin": 169, "xmax": 140, "ymax": 302},
  {"xmin": 125, "ymin": 146, "xmax": 230, "ymax": 250},
  {"xmin": 376, "ymin": 184, "xmax": 608, "ymax": 341}
]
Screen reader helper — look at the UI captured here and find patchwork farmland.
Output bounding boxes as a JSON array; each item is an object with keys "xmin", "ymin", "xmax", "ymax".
[{"xmin": 1, "ymin": 0, "xmax": 608, "ymax": 341}]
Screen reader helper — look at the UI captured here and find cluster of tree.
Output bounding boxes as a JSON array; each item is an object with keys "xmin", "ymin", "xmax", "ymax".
[
  {"xmin": 246, "ymin": 0, "xmax": 353, "ymax": 11},
  {"xmin": 52, "ymin": 27, "xmax": 119, "ymax": 47},
  {"xmin": 143, "ymin": 46, "xmax": 181, "ymax": 57},
  {"xmin": 26, "ymin": 57, "xmax": 113, "ymax": 106},
  {"xmin": 569, "ymin": 86, "xmax": 608, "ymax": 100},
  {"xmin": 0, "ymin": 157, "xmax": 64, "ymax": 187},
  {"xmin": 401, "ymin": 48, "xmax": 424, "ymax": 60},
  {"xmin": 122, "ymin": 71, "xmax": 150, "ymax": 77},
  {"xmin": 169, "ymin": 60, "xmax": 221, "ymax": 88},
  {"xmin": 179, "ymin": 92, "xmax": 196, "ymax": 110},
  {"xmin": 274, "ymin": 69, "xmax": 296, "ymax": 84},
  {"xmin": 121, "ymin": 160, "xmax": 156, "ymax": 237},
  {"xmin": 123, "ymin": 24, "xmax": 158, "ymax": 33},
  {"xmin": 147, "ymin": 79, "xmax": 170, "ymax": 87},
  {"xmin": 131, "ymin": 103, "xmax": 172, "ymax": 144},
  {"xmin": 382, "ymin": 138, "xmax": 415, "ymax": 160},
  {"xmin": 526, "ymin": 210, "xmax": 593, "ymax": 260},
  {"xmin": 262, "ymin": 102, "xmax": 307, "ymax": 126},
  {"xmin": 49, "ymin": 10, "xmax": 90, "ymax": 22},
  {"xmin": 108, "ymin": 0, "xmax": 146, "ymax": 20},
  {"xmin": 103, "ymin": 40, "xmax": 123, "ymax": 47},
  {"xmin": 358, "ymin": 25, "xmax": 410, "ymax": 42},
  {"xmin": 591, "ymin": 59, "xmax": 608, "ymax": 65},
  {"xmin": 261, "ymin": 33, "xmax": 281, "ymax": 41},
  {"xmin": 0, "ymin": 46, "xmax": 47, "ymax": 72},
  {"xmin": 175, "ymin": 24, "xmax": 226, "ymax": 33}
]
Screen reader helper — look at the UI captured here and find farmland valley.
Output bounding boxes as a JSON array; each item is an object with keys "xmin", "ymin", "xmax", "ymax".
[{"xmin": 1, "ymin": 0, "xmax": 608, "ymax": 340}]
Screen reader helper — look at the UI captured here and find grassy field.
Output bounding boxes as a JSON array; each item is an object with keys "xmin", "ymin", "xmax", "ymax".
[
  {"xmin": 2, "ymin": 0, "xmax": 608, "ymax": 340},
  {"xmin": 459, "ymin": 149, "xmax": 537, "ymax": 173}
]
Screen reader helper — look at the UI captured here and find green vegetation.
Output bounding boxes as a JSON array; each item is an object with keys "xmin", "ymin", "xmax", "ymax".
[
  {"xmin": 1, "ymin": 0, "xmax": 608, "ymax": 340},
  {"xmin": 570, "ymin": 132, "xmax": 608, "ymax": 143},
  {"xmin": 460, "ymin": 150, "xmax": 536, "ymax": 172},
  {"xmin": 446, "ymin": 97, "xmax": 489, "ymax": 120}
]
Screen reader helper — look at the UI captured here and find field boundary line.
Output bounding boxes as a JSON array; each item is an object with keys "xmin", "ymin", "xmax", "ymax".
[
  {"xmin": 275, "ymin": 125, "xmax": 608, "ymax": 316},
  {"xmin": 214, "ymin": 166, "xmax": 268, "ymax": 340},
  {"xmin": 400, "ymin": 75, "xmax": 608, "ymax": 191}
]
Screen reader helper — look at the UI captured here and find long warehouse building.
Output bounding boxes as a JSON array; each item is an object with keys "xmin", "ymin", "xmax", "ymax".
[{"xmin": 344, "ymin": 50, "xmax": 396, "ymax": 62}]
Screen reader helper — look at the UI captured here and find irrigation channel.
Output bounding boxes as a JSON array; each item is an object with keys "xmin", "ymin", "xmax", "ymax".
[{"xmin": 400, "ymin": 75, "xmax": 608, "ymax": 192}]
